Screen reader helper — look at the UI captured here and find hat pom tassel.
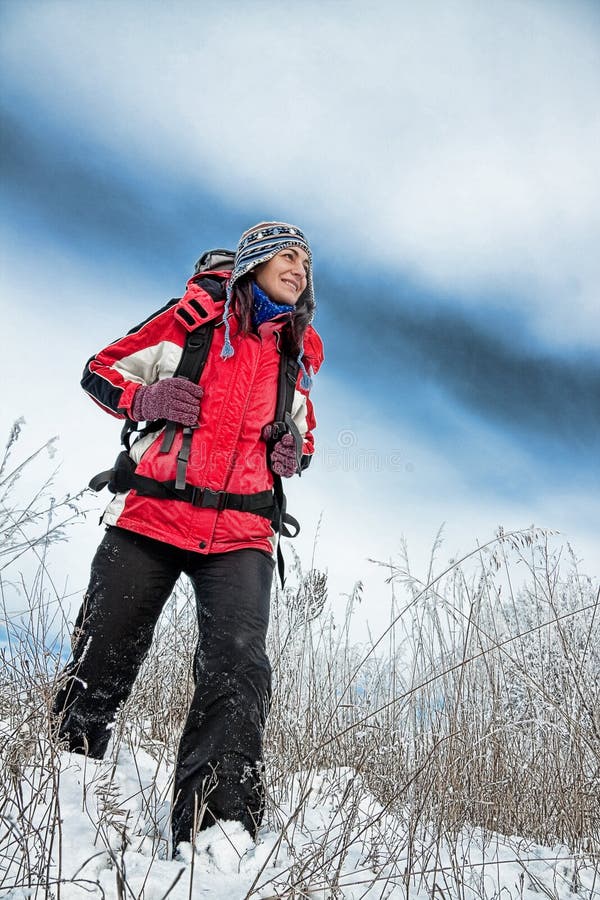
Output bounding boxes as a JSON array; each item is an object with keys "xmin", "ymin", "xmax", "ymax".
[
  {"xmin": 220, "ymin": 337, "xmax": 234, "ymax": 359},
  {"xmin": 220, "ymin": 288, "xmax": 235, "ymax": 359},
  {"xmin": 298, "ymin": 353, "xmax": 313, "ymax": 390}
]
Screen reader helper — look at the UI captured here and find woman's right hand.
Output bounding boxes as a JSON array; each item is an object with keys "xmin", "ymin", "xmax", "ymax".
[{"xmin": 130, "ymin": 378, "xmax": 203, "ymax": 425}]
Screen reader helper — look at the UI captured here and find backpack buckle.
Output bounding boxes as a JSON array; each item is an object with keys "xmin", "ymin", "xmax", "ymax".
[
  {"xmin": 268, "ymin": 421, "xmax": 287, "ymax": 443},
  {"xmin": 199, "ymin": 487, "xmax": 228, "ymax": 511}
]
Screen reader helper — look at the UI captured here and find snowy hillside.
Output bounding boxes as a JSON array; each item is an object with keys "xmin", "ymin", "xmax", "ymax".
[{"xmin": 1, "ymin": 433, "xmax": 598, "ymax": 897}]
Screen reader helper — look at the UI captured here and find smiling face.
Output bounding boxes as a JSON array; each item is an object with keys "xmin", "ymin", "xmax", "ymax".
[{"xmin": 254, "ymin": 246, "xmax": 310, "ymax": 306}]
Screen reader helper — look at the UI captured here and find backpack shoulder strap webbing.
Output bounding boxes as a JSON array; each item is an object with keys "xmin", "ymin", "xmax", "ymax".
[
  {"xmin": 275, "ymin": 352, "xmax": 300, "ymax": 423},
  {"xmin": 269, "ymin": 350, "xmax": 301, "ymax": 586},
  {"xmin": 158, "ymin": 323, "xmax": 216, "ymax": 465},
  {"xmin": 157, "ymin": 271, "xmax": 226, "ymax": 471},
  {"xmin": 270, "ymin": 352, "xmax": 302, "ymax": 471}
]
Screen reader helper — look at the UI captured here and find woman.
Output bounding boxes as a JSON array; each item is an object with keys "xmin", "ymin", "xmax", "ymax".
[{"xmin": 53, "ymin": 221, "xmax": 324, "ymax": 852}]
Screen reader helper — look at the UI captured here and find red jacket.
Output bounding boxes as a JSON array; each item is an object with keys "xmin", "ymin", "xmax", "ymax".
[{"xmin": 82, "ymin": 272, "xmax": 324, "ymax": 555}]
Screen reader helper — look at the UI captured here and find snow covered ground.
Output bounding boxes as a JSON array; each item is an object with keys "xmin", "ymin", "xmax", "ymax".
[
  {"xmin": 1, "ymin": 462, "xmax": 598, "ymax": 899},
  {"xmin": 2, "ymin": 741, "xmax": 598, "ymax": 899}
]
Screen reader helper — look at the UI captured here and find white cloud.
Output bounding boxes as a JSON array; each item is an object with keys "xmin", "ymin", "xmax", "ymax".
[
  {"xmin": 3, "ymin": 228, "xmax": 598, "ymax": 639},
  {"xmin": 2, "ymin": 1, "xmax": 600, "ymax": 345}
]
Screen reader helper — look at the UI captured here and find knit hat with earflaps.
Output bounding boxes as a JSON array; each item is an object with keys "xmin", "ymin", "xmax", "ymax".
[{"xmin": 221, "ymin": 221, "xmax": 315, "ymax": 389}]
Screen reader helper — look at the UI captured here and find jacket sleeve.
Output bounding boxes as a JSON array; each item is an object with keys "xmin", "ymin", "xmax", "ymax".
[
  {"xmin": 81, "ymin": 300, "xmax": 179, "ymax": 419},
  {"xmin": 292, "ymin": 326, "xmax": 324, "ymax": 470}
]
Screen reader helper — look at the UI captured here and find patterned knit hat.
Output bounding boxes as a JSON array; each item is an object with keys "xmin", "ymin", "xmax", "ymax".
[{"xmin": 222, "ymin": 222, "xmax": 314, "ymax": 375}]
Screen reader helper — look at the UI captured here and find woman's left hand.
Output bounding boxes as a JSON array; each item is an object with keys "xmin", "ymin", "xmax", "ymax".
[{"xmin": 265, "ymin": 431, "xmax": 298, "ymax": 477}]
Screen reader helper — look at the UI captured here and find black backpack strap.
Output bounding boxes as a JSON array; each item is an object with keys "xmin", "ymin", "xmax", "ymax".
[
  {"xmin": 267, "ymin": 353, "xmax": 301, "ymax": 456},
  {"xmin": 263, "ymin": 352, "xmax": 303, "ymax": 586},
  {"xmin": 270, "ymin": 471, "xmax": 301, "ymax": 587},
  {"xmin": 175, "ymin": 426, "xmax": 195, "ymax": 490},
  {"xmin": 159, "ymin": 323, "xmax": 216, "ymax": 463},
  {"xmin": 175, "ymin": 322, "xmax": 216, "ymax": 383},
  {"xmin": 89, "ymin": 467, "xmax": 115, "ymax": 493},
  {"xmin": 276, "ymin": 353, "xmax": 300, "ymax": 423},
  {"xmin": 91, "ymin": 451, "xmax": 276, "ymax": 516},
  {"xmin": 159, "ymin": 276, "xmax": 225, "ymax": 455}
]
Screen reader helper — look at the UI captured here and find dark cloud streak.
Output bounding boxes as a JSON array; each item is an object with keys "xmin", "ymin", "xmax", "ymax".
[
  {"xmin": 0, "ymin": 103, "xmax": 243, "ymax": 277},
  {"xmin": 317, "ymin": 287, "xmax": 600, "ymax": 451},
  {"xmin": 3, "ymin": 101, "xmax": 599, "ymax": 478}
]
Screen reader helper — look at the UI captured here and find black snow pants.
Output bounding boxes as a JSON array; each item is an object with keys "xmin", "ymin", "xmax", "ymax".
[{"xmin": 52, "ymin": 525, "xmax": 274, "ymax": 849}]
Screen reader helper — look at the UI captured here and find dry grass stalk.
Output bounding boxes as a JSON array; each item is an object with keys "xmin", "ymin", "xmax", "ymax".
[{"xmin": 0, "ymin": 424, "xmax": 598, "ymax": 896}]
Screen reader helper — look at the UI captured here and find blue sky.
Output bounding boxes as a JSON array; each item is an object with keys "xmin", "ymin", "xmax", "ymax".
[{"xmin": 1, "ymin": 0, "xmax": 599, "ymax": 631}]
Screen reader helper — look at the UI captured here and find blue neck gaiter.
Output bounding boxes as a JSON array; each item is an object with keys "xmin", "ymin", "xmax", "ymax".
[
  {"xmin": 251, "ymin": 282, "xmax": 292, "ymax": 329},
  {"xmin": 250, "ymin": 281, "xmax": 313, "ymax": 390}
]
